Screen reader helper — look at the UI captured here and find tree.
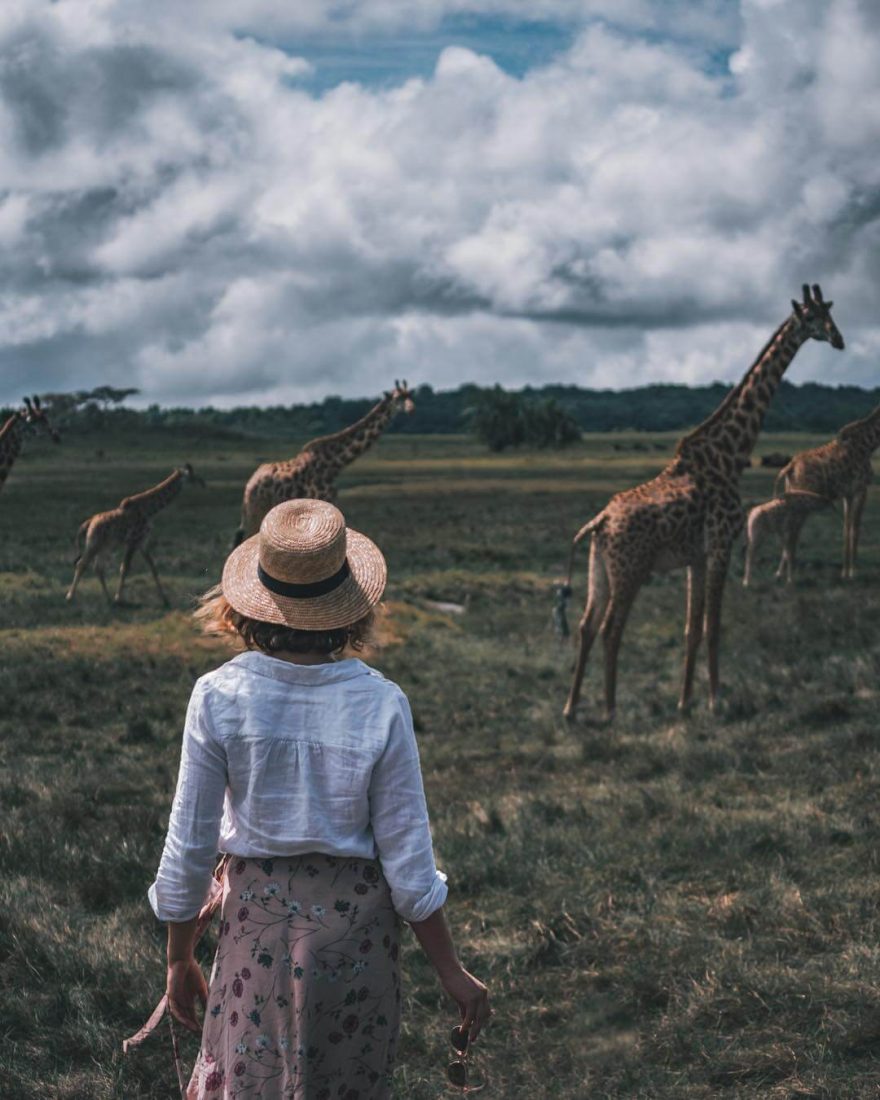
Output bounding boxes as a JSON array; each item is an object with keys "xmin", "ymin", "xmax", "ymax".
[
  {"xmin": 465, "ymin": 387, "xmax": 581, "ymax": 451},
  {"xmin": 526, "ymin": 397, "xmax": 581, "ymax": 448},
  {"xmin": 465, "ymin": 386, "xmax": 527, "ymax": 451},
  {"xmin": 88, "ymin": 385, "xmax": 140, "ymax": 409}
]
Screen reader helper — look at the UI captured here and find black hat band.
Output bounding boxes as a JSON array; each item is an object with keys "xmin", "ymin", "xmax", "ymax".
[{"xmin": 257, "ymin": 559, "xmax": 351, "ymax": 599}]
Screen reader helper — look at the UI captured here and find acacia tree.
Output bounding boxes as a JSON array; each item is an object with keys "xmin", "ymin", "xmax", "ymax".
[
  {"xmin": 34, "ymin": 387, "xmax": 141, "ymax": 427},
  {"xmin": 88, "ymin": 386, "xmax": 140, "ymax": 410}
]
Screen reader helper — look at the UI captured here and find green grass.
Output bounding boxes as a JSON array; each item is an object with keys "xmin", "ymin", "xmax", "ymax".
[{"xmin": 1, "ymin": 430, "xmax": 879, "ymax": 1098}]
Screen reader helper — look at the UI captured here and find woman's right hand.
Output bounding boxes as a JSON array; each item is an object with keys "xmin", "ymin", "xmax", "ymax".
[
  {"xmin": 439, "ymin": 966, "xmax": 491, "ymax": 1042},
  {"xmin": 167, "ymin": 957, "xmax": 208, "ymax": 1035}
]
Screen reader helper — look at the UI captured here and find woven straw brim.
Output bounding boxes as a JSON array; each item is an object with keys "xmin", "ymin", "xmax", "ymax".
[{"xmin": 222, "ymin": 528, "xmax": 387, "ymax": 630}]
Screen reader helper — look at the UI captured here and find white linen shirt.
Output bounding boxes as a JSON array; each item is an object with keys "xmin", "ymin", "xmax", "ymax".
[{"xmin": 148, "ymin": 652, "xmax": 448, "ymax": 924}]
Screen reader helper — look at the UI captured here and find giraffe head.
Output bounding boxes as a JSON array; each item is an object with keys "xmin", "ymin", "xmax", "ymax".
[
  {"xmin": 22, "ymin": 395, "xmax": 61, "ymax": 442},
  {"xmin": 791, "ymin": 284, "xmax": 844, "ymax": 350},
  {"xmin": 180, "ymin": 461, "xmax": 207, "ymax": 488},
  {"xmin": 389, "ymin": 380, "xmax": 415, "ymax": 415}
]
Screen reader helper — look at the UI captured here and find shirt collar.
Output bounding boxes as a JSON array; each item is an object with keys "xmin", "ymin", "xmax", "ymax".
[{"xmin": 229, "ymin": 650, "xmax": 371, "ymax": 685}]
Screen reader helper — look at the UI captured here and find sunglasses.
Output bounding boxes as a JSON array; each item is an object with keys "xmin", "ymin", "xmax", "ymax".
[{"xmin": 447, "ymin": 1025, "xmax": 485, "ymax": 1093}]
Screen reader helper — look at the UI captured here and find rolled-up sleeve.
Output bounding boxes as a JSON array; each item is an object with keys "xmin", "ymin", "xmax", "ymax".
[
  {"xmin": 148, "ymin": 680, "xmax": 228, "ymax": 922},
  {"xmin": 369, "ymin": 691, "xmax": 448, "ymax": 922}
]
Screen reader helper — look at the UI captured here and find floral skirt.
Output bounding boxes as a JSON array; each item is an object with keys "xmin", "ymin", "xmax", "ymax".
[{"xmin": 188, "ymin": 854, "xmax": 402, "ymax": 1100}]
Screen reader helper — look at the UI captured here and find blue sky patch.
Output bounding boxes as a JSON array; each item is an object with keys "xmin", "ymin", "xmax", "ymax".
[{"xmin": 281, "ymin": 15, "xmax": 575, "ymax": 92}]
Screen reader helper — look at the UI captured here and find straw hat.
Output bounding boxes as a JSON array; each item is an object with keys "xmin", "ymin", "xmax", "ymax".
[{"xmin": 222, "ymin": 499, "xmax": 387, "ymax": 630}]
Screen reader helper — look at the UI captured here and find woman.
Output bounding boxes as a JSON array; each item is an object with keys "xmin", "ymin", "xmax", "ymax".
[{"xmin": 149, "ymin": 498, "xmax": 490, "ymax": 1098}]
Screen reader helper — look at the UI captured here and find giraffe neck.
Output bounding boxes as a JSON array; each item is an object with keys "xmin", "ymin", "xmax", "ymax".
[
  {"xmin": 676, "ymin": 316, "xmax": 807, "ymax": 473},
  {"xmin": 120, "ymin": 469, "xmax": 185, "ymax": 517},
  {"xmin": 304, "ymin": 396, "xmax": 397, "ymax": 473},
  {"xmin": 838, "ymin": 402, "xmax": 880, "ymax": 455},
  {"xmin": 0, "ymin": 413, "xmax": 25, "ymax": 491}
]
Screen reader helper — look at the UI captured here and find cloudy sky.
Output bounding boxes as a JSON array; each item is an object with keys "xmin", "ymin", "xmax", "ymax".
[{"xmin": 1, "ymin": 0, "xmax": 878, "ymax": 409}]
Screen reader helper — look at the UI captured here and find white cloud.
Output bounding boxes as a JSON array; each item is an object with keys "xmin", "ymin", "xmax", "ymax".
[{"xmin": 0, "ymin": 0, "xmax": 878, "ymax": 409}]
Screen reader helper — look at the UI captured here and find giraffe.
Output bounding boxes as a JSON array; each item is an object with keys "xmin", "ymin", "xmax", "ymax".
[
  {"xmin": 0, "ymin": 395, "xmax": 60, "ymax": 493},
  {"xmin": 233, "ymin": 381, "xmax": 415, "ymax": 546},
  {"xmin": 66, "ymin": 463, "xmax": 206, "ymax": 606},
  {"xmin": 563, "ymin": 285, "xmax": 845, "ymax": 721},
  {"xmin": 773, "ymin": 400, "xmax": 880, "ymax": 580},
  {"xmin": 742, "ymin": 490, "xmax": 832, "ymax": 587}
]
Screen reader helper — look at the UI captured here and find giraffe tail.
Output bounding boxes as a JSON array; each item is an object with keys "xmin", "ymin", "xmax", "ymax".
[
  {"xmin": 773, "ymin": 461, "xmax": 793, "ymax": 497},
  {"xmin": 565, "ymin": 512, "xmax": 606, "ymax": 589},
  {"xmin": 73, "ymin": 518, "xmax": 90, "ymax": 565}
]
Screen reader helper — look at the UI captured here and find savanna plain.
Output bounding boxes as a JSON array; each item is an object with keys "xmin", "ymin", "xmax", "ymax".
[{"xmin": 1, "ymin": 428, "xmax": 879, "ymax": 1099}]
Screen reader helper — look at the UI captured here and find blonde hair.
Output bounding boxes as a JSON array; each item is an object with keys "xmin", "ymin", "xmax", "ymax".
[{"xmin": 195, "ymin": 585, "xmax": 378, "ymax": 657}]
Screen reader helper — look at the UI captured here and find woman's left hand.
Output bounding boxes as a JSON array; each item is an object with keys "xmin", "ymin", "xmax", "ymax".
[{"xmin": 167, "ymin": 957, "xmax": 208, "ymax": 1034}]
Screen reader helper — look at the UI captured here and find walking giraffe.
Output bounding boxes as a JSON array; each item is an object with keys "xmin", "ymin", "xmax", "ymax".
[
  {"xmin": 773, "ymin": 401, "xmax": 880, "ymax": 580},
  {"xmin": 66, "ymin": 464, "xmax": 205, "ymax": 606},
  {"xmin": 0, "ymin": 396, "xmax": 60, "ymax": 492},
  {"xmin": 742, "ymin": 490, "xmax": 832, "ymax": 587},
  {"xmin": 233, "ymin": 382, "xmax": 414, "ymax": 545},
  {"xmin": 563, "ymin": 285, "xmax": 844, "ymax": 721}
]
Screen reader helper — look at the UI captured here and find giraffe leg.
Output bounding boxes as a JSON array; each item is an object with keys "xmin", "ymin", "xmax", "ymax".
[
  {"xmin": 778, "ymin": 544, "xmax": 791, "ymax": 583},
  {"xmin": 703, "ymin": 556, "xmax": 730, "ymax": 714},
  {"xmin": 773, "ymin": 518, "xmax": 790, "ymax": 581},
  {"xmin": 777, "ymin": 522, "xmax": 793, "ymax": 584},
  {"xmin": 679, "ymin": 560, "xmax": 707, "ymax": 711},
  {"xmin": 562, "ymin": 539, "xmax": 609, "ymax": 721},
  {"xmin": 841, "ymin": 498, "xmax": 852, "ymax": 579},
  {"xmin": 95, "ymin": 560, "xmax": 112, "ymax": 604},
  {"xmin": 66, "ymin": 548, "xmax": 96, "ymax": 601},
  {"xmin": 773, "ymin": 541, "xmax": 787, "ymax": 581},
  {"xmin": 782, "ymin": 531, "xmax": 795, "ymax": 583},
  {"xmin": 600, "ymin": 585, "xmax": 638, "ymax": 723},
  {"xmin": 781, "ymin": 509, "xmax": 808, "ymax": 584},
  {"xmin": 849, "ymin": 491, "xmax": 867, "ymax": 579},
  {"xmin": 115, "ymin": 544, "xmax": 137, "ymax": 604},
  {"xmin": 743, "ymin": 524, "xmax": 758, "ymax": 587},
  {"xmin": 142, "ymin": 547, "xmax": 170, "ymax": 607}
]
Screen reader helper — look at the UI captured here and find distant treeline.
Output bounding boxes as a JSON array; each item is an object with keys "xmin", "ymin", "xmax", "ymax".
[{"xmin": 7, "ymin": 380, "xmax": 880, "ymax": 439}]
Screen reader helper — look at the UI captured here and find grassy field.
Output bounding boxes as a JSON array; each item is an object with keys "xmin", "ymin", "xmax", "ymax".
[{"xmin": 1, "ymin": 427, "xmax": 879, "ymax": 1099}]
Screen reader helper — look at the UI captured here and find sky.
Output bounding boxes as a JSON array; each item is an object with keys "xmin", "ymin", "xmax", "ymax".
[{"xmin": 0, "ymin": 0, "xmax": 879, "ymax": 409}]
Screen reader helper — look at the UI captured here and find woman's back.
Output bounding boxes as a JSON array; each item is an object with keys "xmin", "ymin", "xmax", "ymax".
[{"xmin": 205, "ymin": 652, "xmax": 406, "ymax": 848}]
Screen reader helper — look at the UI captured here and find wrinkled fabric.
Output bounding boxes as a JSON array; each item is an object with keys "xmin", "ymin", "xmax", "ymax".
[
  {"xmin": 188, "ymin": 854, "xmax": 400, "ymax": 1100},
  {"xmin": 149, "ymin": 653, "xmax": 447, "ymax": 924}
]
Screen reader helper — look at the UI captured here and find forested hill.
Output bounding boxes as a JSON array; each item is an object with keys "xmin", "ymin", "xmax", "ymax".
[{"xmin": 13, "ymin": 380, "xmax": 880, "ymax": 438}]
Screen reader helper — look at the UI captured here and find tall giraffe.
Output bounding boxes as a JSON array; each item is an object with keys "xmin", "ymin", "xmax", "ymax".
[
  {"xmin": 0, "ymin": 395, "xmax": 60, "ymax": 493},
  {"xmin": 66, "ymin": 463, "xmax": 205, "ymax": 606},
  {"xmin": 233, "ymin": 381, "xmax": 414, "ymax": 545},
  {"xmin": 773, "ymin": 400, "xmax": 880, "ymax": 580},
  {"xmin": 563, "ymin": 285, "xmax": 844, "ymax": 721}
]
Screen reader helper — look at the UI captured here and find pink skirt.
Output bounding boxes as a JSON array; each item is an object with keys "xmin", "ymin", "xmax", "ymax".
[{"xmin": 187, "ymin": 854, "xmax": 401, "ymax": 1100}]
